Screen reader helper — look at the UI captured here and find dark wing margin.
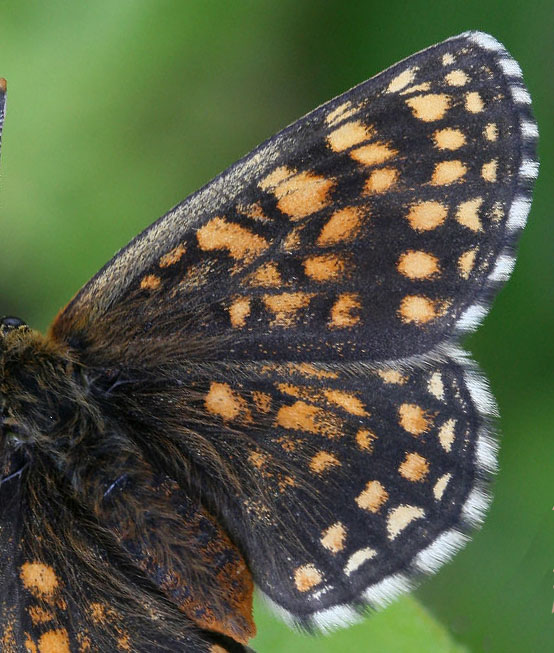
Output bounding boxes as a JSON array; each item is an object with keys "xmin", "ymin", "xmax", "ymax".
[{"xmin": 50, "ymin": 31, "xmax": 537, "ymax": 364}]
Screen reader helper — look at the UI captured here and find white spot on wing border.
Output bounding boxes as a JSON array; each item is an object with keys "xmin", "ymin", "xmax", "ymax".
[{"xmin": 414, "ymin": 529, "xmax": 470, "ymax": 573}]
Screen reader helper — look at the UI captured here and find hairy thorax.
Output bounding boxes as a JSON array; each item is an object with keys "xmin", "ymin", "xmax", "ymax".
[{"xmin": 0, "ymin": 321, "xmax": 102, "ymax": 474}]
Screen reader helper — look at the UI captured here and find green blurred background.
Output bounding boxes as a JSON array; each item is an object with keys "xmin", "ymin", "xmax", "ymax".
[{"xmin": 0, "ymin": 2, "xmax": 552, "ymax": 651}]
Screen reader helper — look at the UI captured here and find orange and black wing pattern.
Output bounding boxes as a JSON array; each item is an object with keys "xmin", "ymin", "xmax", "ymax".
[
  {"xmin": 0, "ymin": 32, "xmax": 537, "ymax": 651},
  {"xmin": 51, "ymin": 33, "xmax": 536, "ymax": 365},
  {"xmin": 49, "ymin": 30, "xmax": 536, "ymax": 638}
]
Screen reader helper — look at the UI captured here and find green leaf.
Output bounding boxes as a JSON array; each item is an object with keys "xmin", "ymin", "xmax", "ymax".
[{"xmin": 251, "ymin": 595, "xmax": 468, "ymax": 652}]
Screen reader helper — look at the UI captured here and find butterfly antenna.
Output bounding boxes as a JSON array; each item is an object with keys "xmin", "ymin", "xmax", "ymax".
[{"xmin": 0, "ymin": 78, "xmax": 6, "ymax": 160}]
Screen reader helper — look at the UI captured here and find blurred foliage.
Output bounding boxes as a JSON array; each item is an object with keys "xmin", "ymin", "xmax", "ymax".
[{"xmin": 0, "ymin": 1, "xmax": 552, "ymax": 651}]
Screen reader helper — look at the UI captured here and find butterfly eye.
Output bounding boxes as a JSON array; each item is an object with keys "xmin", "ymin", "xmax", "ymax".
[
  {"xmin": 0, "ymin": 316, "xmax": 26, "ymax": 329},
  {"xmin": 0, "ymin": 316, "xmax": 28, "ymax": 338}
]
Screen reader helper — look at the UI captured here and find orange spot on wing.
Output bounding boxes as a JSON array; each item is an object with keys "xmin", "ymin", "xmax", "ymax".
[
  {"xmin": 261, "ymin": 166, "xmax": 334, "ymax": 220},
  {"xmin": 294, "ymin": 564, "xmax": 323, "ymax": 592},
  {"xmin": 397, "ymin": 250, "xmax": 440, "ymax": 279},
  {"xmin": 364, "ymin": 167, "xmax": 398, "ymax": 193},
  {"xmin": 20, "ymin": 563, "xmax": 59, "ymax": 597},
  {"xmin": 356, "ymin": 480, "xmax": 389, "ymax": 512},
  {"xmin": 350, "ymin": 142, "xmax": 397, "ymax": 166},
  {"xmin": 159, "ymin": 243, "xmax": 186, "ymax": 267},
  {"xmin": 456, "ymin": 198, "xmax": 483, "ymax": 231},
  {"xmin": 229, "ymin": 296, "xmax": 251, "ymax": 328},
  {"xmin": 259, "ymin": 165, "xmax": 292, "ymax": 190},
  {"xmin": 276, "ymin": 382, "xmax": 307, "ymax": 399},
  {"xmin": 321, "ymin": 522, "xmax": 347, "ymax": 553},
  {"xmin": 197, "ymin": 217, "xmax": 269, "ymax": 263},
  {"xmin": 38, "ymin": 629, "xmax": 70, "ymax": 653},
  {"xmin": 25, "ymin": 635, "xmax": 38, "ymax": 653},
  {"xmin": 323, "ymin": 389, "xmax": 369, "ymax": 416},
  {"xmin": 28, "ymin": 607, "xmax": 54, "ymax": 625},
  {"xmin": 248, "ymin": 262, "xmax": 282, "ymax": 287},
  {"xmin": 430, "ymin": 160, "xmax": 466, "ymax": 185},
  {"xmin": 433, "ymin": 128, "xmax": 465, "ymax": 150},
  {"xmin": 445, "ymin": 69, "xmax": 469, "ymax": 86},
  {"xmin": 317, "ymin": 206, "xmax": 365, "ymax": 246},
  {"xmin": 387, "ymin": 67, "xmax": 418, "ymax": 93},
  {"xmin": 325, "ymin": 101, "xmax": 356, "ymax": 126},
  {"xmin": 327, "ymin": 120, "xmax": 372, "ymax": 151},
  {"xmin": 309, "ymin": 451, "xmax": 341, "ymax": 473},
  {"xmin": 303, "ymin": 253, "xmax": 347, "ymax": 281},
  {"xmin": 356, "ymin": 428, "xmax": 377, "ymax": 452},
  {"xmin": 277, "ymin": 171, "xmax": 334, "ymax": 219},
  {"xmin": 287, "ymin": 362, "xmax": 339, "ymax": 379},
  {"xmin": 205, "ymin": 382, "xmax": 250, "ymax": 422},
  {"xmin": 482, "ymin": 159, "xmax": 497, "ymax": 182},
  {"xmin": 484, "ymin": 123, "xmax": 498, "ymax": 141},
  {"xmin": 458, "ymin": 248, "xmax": 478, "ymax": 279},
  {"xmin": 398, "ymin": 403, "xmax": 433, "ymax": 435},
  {"xmin": 406, "ymin": 201, "xmax": 447, "ymax": 231},
  {"xmin": 399, "ymin": 452, "xmax": 429, "ymax": 481},
  {"xmin": 398, "ymin": 295, "xmax": 439, "ymax": 324},
  {"xmin": 329, "ymin": 293, "xmax": 362, "ymax": 328},
  {"xmin": 238, "ymin": 201, "xmax": 271, "ymax": 222},
  {"xmin": 89, "ymin": 602, "xmax": 108, "ymax": 623},
  {"xmin": 263, "ymin": 292, "xmax": 313, "ymax": 326},
  {"xmin": 465, "ymin": 91, "xmax": 484, "ymax": 113},
  {"xmin": 140, "ymin": 274, "xmax": 161, "ymax": 290},
  {"xmin": 276, "ymin": 401, "xmax": 343, "ymax": 438},
  {"xmin": 406, "ymin": 94, "xmax": 450, "ymax": 121},
  {"xmin": 377, "ymin": 369, "xmax": 407, "ymax": 384}
]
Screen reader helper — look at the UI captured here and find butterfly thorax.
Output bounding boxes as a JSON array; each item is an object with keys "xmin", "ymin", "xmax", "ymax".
[{"xmin": 0, "ymin": 319, "xmax": 102, "ymax": 470}]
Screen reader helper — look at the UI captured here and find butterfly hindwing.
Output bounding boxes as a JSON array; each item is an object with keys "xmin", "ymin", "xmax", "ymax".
[
  {"xmin": 51, "ymin": 32, "xmax": 537, "ymax": 364},
  {"xmin": 95, "ymin": 462, "xmax": 256, "ymax": 644},
  {"xmin": 159, "ymin": 348, "xmax": 495, "ymax": 630}
]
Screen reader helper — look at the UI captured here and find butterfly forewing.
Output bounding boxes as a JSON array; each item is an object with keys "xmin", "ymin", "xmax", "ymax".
[{"xmin": 51, "ymin": 32, "xmax": 536, "ymax": 364}]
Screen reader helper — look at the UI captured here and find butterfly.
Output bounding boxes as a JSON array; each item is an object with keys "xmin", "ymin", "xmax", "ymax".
[{"xmin": 0, "ymin": 30, "xmax": 538, "ymax": 652}]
